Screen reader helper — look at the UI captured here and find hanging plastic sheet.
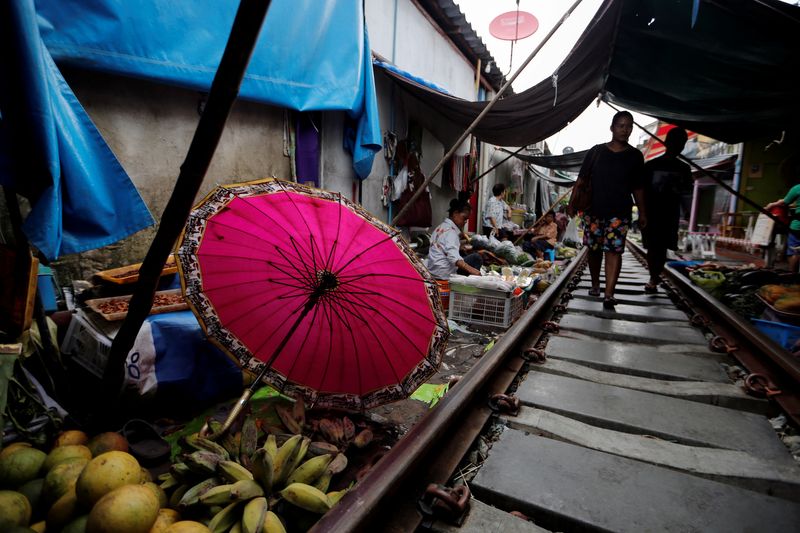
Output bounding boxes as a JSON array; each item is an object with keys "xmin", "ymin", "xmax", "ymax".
[
  {"xmin": 0, "ymin": 0, "xmax": 154, "ymax": 260},
  {"xmin": 34, "ymin": 0, "xmax": 381, "ymax": 180}
]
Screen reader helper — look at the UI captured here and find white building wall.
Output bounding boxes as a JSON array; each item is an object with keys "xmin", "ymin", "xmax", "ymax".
[{"xmin": 332, "ymin": 0, "xmax": 492, "ymax": 229}]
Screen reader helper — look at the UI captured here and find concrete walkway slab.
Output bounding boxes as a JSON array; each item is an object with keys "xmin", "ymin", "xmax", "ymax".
[
  {"xmin": 567, "ymin": 297, "xmax": 688, "ymax": 322},
  {"xmin": 535, "ymin": 358, "xmax": 766, "ymax": 413},
  {"xmin": 472, "ymin": 429, "xmax": 800, "ymax": 532},
  {"xmin": 544, "ymin": 336, "xmax": 729, "ymax": 382},
  {"xmin": 431, "ymin": 498, "xmax": 550, "ymax": 533},
  {"xmin": 576, "ymin": 280, "xmax": 669, "ymax": 297},
  {"xmin": 504, "ymin": 407, "xmax": 800, "ymax": 502},
  {"xmin": 572, "ymin": 290, "xmax": 673, "ymax": 306},
  {"xmin": 516, "ymin": 372, "xmax": 790, "ymax": 460},
  {"xmin": 558, "ymin": 314, "xmax": 708, "ymax": 345}
]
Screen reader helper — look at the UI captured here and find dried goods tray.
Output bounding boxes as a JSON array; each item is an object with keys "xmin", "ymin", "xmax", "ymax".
[
  {"xmin": 93, "ymin": 255, "xmax": 178, "ymax": 285},
  {"xmin": 755, "ymin": 293, "xmax": 800, "ymax": 326},
  {"xmin": 84, "ymin": 288, "xmax": 188, "ymax": 321}
]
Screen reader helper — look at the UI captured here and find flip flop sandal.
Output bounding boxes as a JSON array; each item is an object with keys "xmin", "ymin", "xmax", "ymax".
[
  {"xmin": 644, "ymin": 283, "xmax": 658, "ymax": 294},
  {"xmin": 603, "ymin": 296, "xmax": 618, "ymax": 309},
  {"xmin": 588, "ymin": 287, "xmax": 601, "ymax": 297},
  {"xmin": 121, "ymin": 419, "xmax": 171, "ymax": 466}
]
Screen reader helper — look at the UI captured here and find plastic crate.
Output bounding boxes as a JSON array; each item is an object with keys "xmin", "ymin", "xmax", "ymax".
[
  {"xmin": 448, "ymin": 283, "xmax": 523, "ymax": 328},
  {"xmin": 60, "ymin": 312, "xmax": 111, "ymax": 377},
  {"xmin": 752, "ymin": 318, "xmax": 800, "ymax": 352}
]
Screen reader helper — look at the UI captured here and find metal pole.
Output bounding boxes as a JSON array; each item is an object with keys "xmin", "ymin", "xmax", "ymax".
[
  {"xmin": 391, "ymin": 0, "xmax": 586, "ymax": 226},
  {"xmin": 99, "ymin": 0, "xmax": 274, "ymax": 410}
]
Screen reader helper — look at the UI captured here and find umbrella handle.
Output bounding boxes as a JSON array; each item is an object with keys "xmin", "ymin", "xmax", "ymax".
[{"xmin": 201, "ymin": 388, "xmax": 254, "ymax": 440}]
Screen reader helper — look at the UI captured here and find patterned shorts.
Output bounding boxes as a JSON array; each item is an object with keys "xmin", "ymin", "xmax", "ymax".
[
  {"xmin": 582, "ymin": 215, "xmax": 630, "ymax": 253},
  {"xmin": 788, "ymin": 232, "xmax": 800, "ymax": 257}
]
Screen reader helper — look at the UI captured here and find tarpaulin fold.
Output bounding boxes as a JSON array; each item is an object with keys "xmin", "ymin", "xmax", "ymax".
[
  {"xmin": 380, "ymin": 0, "xmax": 799, "ymax": 147},
  {"xmin": 35, "ymin": 0, "xmax": 381, "ymax": 180},
  {"xmin": 0, "ymin": 0, "xmax": 154, "ymax": 260}
]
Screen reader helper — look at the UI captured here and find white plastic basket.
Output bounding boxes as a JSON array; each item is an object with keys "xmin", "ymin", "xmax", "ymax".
[{"xmin": 448, "ymin": 283, "xmax": 523, "ymax": 328}]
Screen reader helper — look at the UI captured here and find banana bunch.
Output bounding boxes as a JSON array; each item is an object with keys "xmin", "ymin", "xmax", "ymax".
[
  {"xmin": 158, "ymin": 421, "xmax": 350, "ymax": 532},
  {"xmin": 317, "ymin": 416, "xmax": 374, "ymax": 449}
]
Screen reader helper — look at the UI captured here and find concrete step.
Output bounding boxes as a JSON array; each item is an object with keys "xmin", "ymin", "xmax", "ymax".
[
  {"xmin": 556, "ymin": 329, "xmax": 723, "ymax": 359},
  {"xmin": 544, "ymin": 336, "xmax": 729, "ymax": 382},
  {"xmin": 557, "ymin": 314, "xmax": 708, "ymax": 345},
  {"xmin": 471, "ymin": 429, "xmax": 800, "ymax": 532},
  {"xmin": 505, "ymin": 407, "xmax": 800, "ymax": 502},
  {"xmin": 516, "ymin": 371, "xmax": 790, "ymax": 461},
  {"xmin": 534, "ymin": 358, "xmax": 766, "ymax": 414},
  {"xmin": 430, "ymin": 497, "xmax": 551, "ymax": 533},
  {"xmin": 572, "ymin": 290, "xmax": 673, "ymax": 306},
  {"xmin": 576, "ymin": 280, "xmax": 669, "ymax": 297},
  {"xmin": 566, "ymin": 297, "xmax": 688, "ymax": 322}
]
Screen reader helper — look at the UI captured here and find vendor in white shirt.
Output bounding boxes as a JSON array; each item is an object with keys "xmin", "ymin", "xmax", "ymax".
[
  {"xmin": 426, "ymin": 199, "xmax": 482, "ymax": 279},
  {"xmin": 483, "ymin": 183, "xmax": 511, "ymax": 238}
]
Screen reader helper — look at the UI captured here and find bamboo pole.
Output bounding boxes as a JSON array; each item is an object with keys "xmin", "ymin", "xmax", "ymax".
[{"xmin": 391, "ymin": 0, "xmax": 586, "ymax": 226}]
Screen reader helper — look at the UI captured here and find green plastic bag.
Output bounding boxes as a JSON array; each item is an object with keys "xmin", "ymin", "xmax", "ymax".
[{"xmin": 689, "ymin": 270, "xmax": 726, "ymax": 293}]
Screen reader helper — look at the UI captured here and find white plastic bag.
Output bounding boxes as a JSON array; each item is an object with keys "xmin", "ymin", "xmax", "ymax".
[{"xmin": 563, "ymin": 217, "xmax": 579, "ymax": 244}]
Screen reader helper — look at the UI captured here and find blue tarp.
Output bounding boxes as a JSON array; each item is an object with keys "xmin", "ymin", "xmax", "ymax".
[
  {"xmin": 0, "ymin": 0, "xmax": 155, "ymax": 260},
  {"xmin": 35, "ymin": 0, "xmax": 381, "ymax": 180}
]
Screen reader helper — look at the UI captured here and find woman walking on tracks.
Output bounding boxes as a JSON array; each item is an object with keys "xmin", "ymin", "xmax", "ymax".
[{"xmin": 579, "ymin": 111, "xmax": 647, "ymax": 309}]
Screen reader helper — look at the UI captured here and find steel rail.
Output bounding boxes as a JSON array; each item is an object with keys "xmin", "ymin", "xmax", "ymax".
[
  {"xmin": 627, "ymin": 241, "xmax": 800, "ymax": 423},
  {"xmin": 311, "ymin": 249, "xmax": 587, "ymax": 532}
]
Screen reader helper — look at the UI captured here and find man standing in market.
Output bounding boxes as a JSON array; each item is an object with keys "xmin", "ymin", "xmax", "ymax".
[
  {"xmin": 483, "ymin": 183, "xmax": 510, "ymax": 238},
  {"xmin": 642, "ymin": 127, "xmax": 692, "ymax": 292},
  {"xmin": 767, "ymin": 183, "xmax": 800, "ymax": 273}
]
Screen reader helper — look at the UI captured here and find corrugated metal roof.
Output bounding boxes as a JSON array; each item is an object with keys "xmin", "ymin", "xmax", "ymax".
[{"xmin": 416, "ymin": 0, "xmax": 508, "ymax": 93}]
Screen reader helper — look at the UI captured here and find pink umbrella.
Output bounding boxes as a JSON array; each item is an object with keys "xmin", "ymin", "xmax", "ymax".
[{"xmin": 176, "ymin": 179, "xmax": 448, "ymax": 428}]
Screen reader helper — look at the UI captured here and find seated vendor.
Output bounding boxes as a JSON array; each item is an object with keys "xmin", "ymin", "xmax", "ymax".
[
  {"xmin": 426, "ymin": 199, "xmax": 482, "ymax": 279},
  {"xmin": 522, "ymin": 212, "xmax": 558, "ymax": 259}
]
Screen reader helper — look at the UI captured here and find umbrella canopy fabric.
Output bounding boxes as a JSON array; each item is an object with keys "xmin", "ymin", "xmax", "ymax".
[{"xmin": 177, "ymin": 179, "xmax": 448, "ymax": 410}]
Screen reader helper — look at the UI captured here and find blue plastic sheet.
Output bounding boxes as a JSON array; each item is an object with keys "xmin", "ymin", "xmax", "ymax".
[
  {"xmin": 35, "ymin": 0, "xmax": 381, "ymax": 179},
  {"xmin": 0, "ymin": 0, "xmax": 154, "ymax": 260}
]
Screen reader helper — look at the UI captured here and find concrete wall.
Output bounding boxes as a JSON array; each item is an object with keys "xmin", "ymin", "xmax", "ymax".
[{"xmin": 52, "ymin": 68, "xmax": 291, "ymax": 282}]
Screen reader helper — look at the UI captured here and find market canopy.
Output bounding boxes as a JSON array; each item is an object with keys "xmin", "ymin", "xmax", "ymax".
[
  {"xmin": 382, "ymin": 0, "xmax": 800, "ymax": 147},
  {"xmin": 1, "ymin": 0, "xmax": 381, "ymax": 259}
]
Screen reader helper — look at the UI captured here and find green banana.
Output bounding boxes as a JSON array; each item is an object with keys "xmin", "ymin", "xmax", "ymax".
[
  {"xmin": 241, "ymin": 496, "xmax": 268, "ymax": 533},
  {"xmin": 186, "ymin": 433, "xmax": 231, "ymax": 460},
  {"xmin": 240, "ymin": 416, "xmax": 259, "ymax": 468},
  {"xmin": 170, "ymin": 462, "xmax": 194, "ymax": 483},
  {"xmin": 263, "ymin": 510, "xmax": 287, "ymax": 533},
  {"xmin": 208, "ymin": 500, "xmax": 243, "ymax": 533},
  {"xmin": 279, "ymin": 482, "xmax": 332, "ymax": 514},
  {"xmin": 230, "ymin": 522, "xmax": 243, "ymax": 533},
  {"xmin": 272, "ymin": 434, "xmax": 302, "ymax": 485},
  {"xmin": 313, "ymin": 472, "xmax": 332, "ymax": 493},
  {"xmin": 184, "ymin": 450, "xmax": 224, "ymax": 475},
  {"xmin": 230, "ymin": 479, "xmax": 265, "ymax": 501},
  {"xmin": 284, "ymin": 437, "xmax": 310, "ymax": 480},
  {"xmin": 250, "ymin": 448, "xmax": 274, "ymax": 493},
  {"xmin": 264, "ymin": 434, "xmax": 278, "ymax": 460},
  {"xmin": 200, "ymin": 484, "xmax": 236, "ymax": 506},
  {"xmin": 327, "ymin": 488, "xmax": 347, "ymax": 506},
  {"xmin": 158, "ymin": 472, "xmax": 180, "ymax": 491},
  {"xmin": 218, "ymin": 460, "xmax": 255, "ymax": 483},
  {"xmin": 286, "ymin": 454, "xmax": 332, "ymax": 486},
  {"xmin": 179, "ymin": 476, "xmax": 224, "ymax": 508},
  {"xmin": 169, "ymin": 483, "xmax": 190, "ymax": 509}
]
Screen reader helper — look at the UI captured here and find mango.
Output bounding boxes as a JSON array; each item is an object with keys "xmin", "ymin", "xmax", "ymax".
[
  {"xmin": 0, "ymin": 489, "xmax": 32, "ymax": 529},
  {"xmin": 54, "ymin": 430, "xmax": 90, "ymax": 448},
  {"xmin": 63, "ymin": 514, "xmax": 90, "ymax": 533},
  {"xmin": 149, "ymin": 508, "xmax": 181, "ymax": 533},
  {"xmin": 87, "ymin": 484, "xmax": 160, "ymax": 533},
  {"xmin": 0, "ymin": 447, "xmax": 47, "ymax": 488},
  {"xmin": 17, "ymin": 478, "xmax": 44, "ymax": 520},
  {"xmin": 43, "ymin": 444, "xmax": 92, "ymax": 472},
  {"xmin": 76, "ymin": 451, "xmax": 141, "ymax": 507},
  {"xmin": 164, "ymin": 521, "xmax": 212, "ymax": 533},
  {"xmin": 42, "ymin": 457, "xmax": 89, "ymax": 506},
  {"xmin": 87, "ymin": 432, "xmax": 129, "ymax": 457},
  {"xmin": 0, "ymin": 442, "xmax": 33, "ymax": 460},
  {"xmin": 47, "ymin": 485, "xmax": 81, "ymax": 530},
  {"xmin": 143, "ymin": 481, "xmax": 168, "ymax": 508}
]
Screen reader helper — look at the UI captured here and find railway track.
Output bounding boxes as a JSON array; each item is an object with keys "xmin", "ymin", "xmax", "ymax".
[{"xmin": 313, "ymin": 245, "xmax": 800, "ymax": 533}]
